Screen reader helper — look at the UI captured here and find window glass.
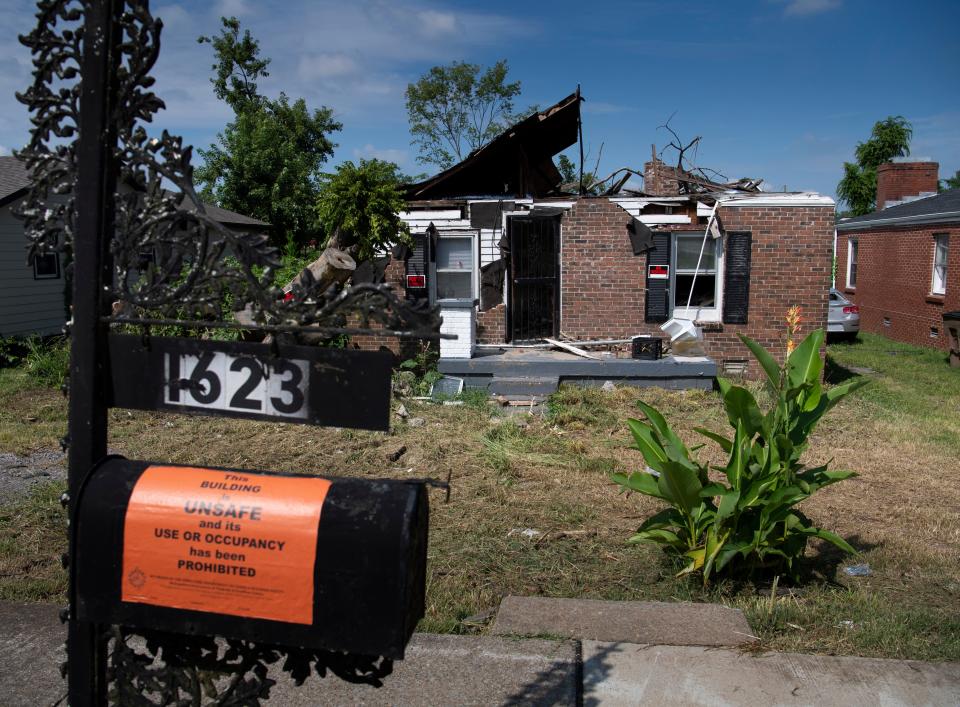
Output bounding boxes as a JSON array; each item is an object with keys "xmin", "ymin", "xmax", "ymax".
[
  {"xmin": 436, "ymin": 272, "xmax": 472, "ymax": 300},
  {"xmin": 436, "ymin": 237, "xmax": 473, "ymax": 271},
  {"xmin": 932, "ymin": 234, "xmax": 948, "ymax": 295},
  {"xmin": 434, "ymin": 235, "xmax": 475, "ymax": 300},
  {"xmin": 675, "ymin": 236, "xmax": 717, "ymax": 271}
]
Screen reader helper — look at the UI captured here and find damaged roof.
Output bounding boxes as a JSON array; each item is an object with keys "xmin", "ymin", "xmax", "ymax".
[{"xmin": 405, "ymin": 90, "xmax": 582, "ymax": 201}]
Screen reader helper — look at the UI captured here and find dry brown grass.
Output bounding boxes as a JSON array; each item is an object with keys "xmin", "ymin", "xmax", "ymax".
[{"xmin": 1, "ymin": 333, "xmax": 958, "ymax": 660}]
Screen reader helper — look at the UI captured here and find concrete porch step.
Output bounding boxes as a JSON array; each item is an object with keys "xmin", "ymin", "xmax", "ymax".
[{"xmin": 488, "ymin": 376, "xmax": 560, "ymax": 397}]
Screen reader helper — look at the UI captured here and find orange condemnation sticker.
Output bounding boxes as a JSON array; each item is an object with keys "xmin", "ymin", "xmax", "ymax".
[{"xmin": 121, "ymin": 465, "xmax": 331, "ymax": 625}]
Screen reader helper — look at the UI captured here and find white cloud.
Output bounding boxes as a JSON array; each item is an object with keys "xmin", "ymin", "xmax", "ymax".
[
  {"xmin": 153, "ymin": 4, "xmax": 192, "ymax": 29},
  {"xmin": 417, "ymin": 10, "xmax": 458, "ymax": 37},
  {"xmin": 352, "ymin": 144, "xmax": 408, "ymax": 166},
  {"xmin": 298, "ymin": 53, "xmax": 360, "ymax": 81},
  {"xmin": 216, "ymin": 0, "xmax": 254, "ymax": 17},
  {"xmin": 781, "ymin": 0, "xmax": 842, "ymax": 17},
  {"xmin": 0, "ymin": 145, "xmax": 10, "ymax": 156}
]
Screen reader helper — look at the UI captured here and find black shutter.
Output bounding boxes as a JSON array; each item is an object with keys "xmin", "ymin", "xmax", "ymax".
[
  {"xmin": 404, "ymin": 233, "xmax": 429, "ymax": 300},
  {"xmin": 644, "ymin": 231, "xmax": 672, "ymax": 323},
  {"xmin": 722, "ymin": 231, "xmax": 752, "ymax": 324}
]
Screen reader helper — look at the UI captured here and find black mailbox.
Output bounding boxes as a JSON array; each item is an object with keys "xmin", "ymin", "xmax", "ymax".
[{"xmin": 74, "ymin": 457, "xmax": 428, "ymax": 659}]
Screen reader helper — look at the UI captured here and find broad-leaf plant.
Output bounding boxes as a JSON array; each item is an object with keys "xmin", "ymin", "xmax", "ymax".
[{"xmin": 612, "ymin": 321, "xmax": 867, "ymax": 584}]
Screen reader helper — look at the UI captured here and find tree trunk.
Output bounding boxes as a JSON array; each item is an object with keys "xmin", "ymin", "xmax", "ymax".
[{"xmin": 286, "ymin": 247, "xmax": 356, "ymax": 293}]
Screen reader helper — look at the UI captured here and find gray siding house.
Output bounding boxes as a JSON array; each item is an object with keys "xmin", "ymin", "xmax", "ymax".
[{"xmin": 0, "ymin": 156, "xmax": 269, "ymax": 337}]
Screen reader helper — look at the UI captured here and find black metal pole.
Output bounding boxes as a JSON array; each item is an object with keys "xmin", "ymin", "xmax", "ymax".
[{"xmin": 68, "ymin": 1, "xmax": 122, "ymax": 704}]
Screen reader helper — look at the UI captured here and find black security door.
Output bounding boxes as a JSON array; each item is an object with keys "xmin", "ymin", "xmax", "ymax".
[{"xmin": 508, "ymin": 213, "xmax": 560, "ymax": 342}]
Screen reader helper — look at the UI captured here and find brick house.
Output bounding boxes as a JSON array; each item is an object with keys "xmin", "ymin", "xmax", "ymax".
[
  {"xmin": 368, "ymin": 93, "xmax": 835, "ymax": 384},
  {"xmin": 836, "ymin": 162, "xmax": 959, "ymax": 349}
]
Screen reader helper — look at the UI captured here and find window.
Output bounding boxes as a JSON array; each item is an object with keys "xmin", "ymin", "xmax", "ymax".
[
  {"xmin": 434, "ymin": 235, "xmax": 475, "ymax": 301},
  {"xmin": 32, "ymin": 252, "xmax": 60, "ymax": 280},
  {"xmin": 846, "ymin": 238, "xmax": 858, "ymax": 289},
  {"xmin": 932, "ymin": 234, "xmax": 949, "ymax": 296},
  {"xmin": 672, "ymin": 232, "xmax": 721, "ymax": 320}
]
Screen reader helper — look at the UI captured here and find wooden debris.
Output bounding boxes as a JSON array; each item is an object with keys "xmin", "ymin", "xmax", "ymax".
[{"xmin": 544, "ymin": 337, "xmax": 598, "ymax": 359}]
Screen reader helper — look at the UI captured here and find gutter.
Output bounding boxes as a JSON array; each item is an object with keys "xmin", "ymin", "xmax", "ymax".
[
  {"xmin": 0, "ymin": 187, "xmax": 28, "ymax": 209},
  {"xmin": 837, "ymin": 210, "xmax": 960, "ymax": 231}
]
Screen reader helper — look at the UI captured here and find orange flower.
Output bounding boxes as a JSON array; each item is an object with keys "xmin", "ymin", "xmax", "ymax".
[{"xmin": 786, "ymin": 305, "xmax": 802, "ymax": 356}]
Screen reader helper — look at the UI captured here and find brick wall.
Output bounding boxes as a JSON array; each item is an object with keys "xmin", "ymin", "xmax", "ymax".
[
  {"xmin": 349, "ymin": 257, "xmax": 432, "ymax": 360},
  {"xmin": 836, "ymin": 224, "xmax": 959, "ymax": 349},
  {"xmin": 558, "ymin": 198, "xmax": 834, "ymax": 377},
  {"xmin": 876, "ymin": 162, "xmax": 939, "ymax": 209},
  {"xmin": 477, "ymin": 303, "xmax": 506, "ymax": 343}
]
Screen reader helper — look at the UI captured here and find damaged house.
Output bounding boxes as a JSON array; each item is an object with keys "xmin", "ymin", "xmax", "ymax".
[{"xmin": 369, "ymin": 92, "xmax": 835, "ymax": 389}]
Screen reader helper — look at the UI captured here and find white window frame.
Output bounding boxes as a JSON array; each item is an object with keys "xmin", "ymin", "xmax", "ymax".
[
  {"xmin": 430, "ymin": 230, "xmax": 479, "ymax": 304},
  {"xmin": 931, "ymin": 234, "xmax": 949, "ymax": 296},
  {"xmin": 670, "ymin": 231, "xmax": 724, "ymax": 322},
  {"xmin": 846, "ymin": 238, "xmax": 858, "ymax": 289}
]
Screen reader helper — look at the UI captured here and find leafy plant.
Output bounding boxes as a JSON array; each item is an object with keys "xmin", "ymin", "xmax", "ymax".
[
  {"xmin": 612, "ymin": 327, "xmax": 867, "ymax": 584},
  {"xmin": 315, "ymin": 159, "xmax": 410, "ymax": 261},
  {"xmin": 0, "ymin": 336, "xmax": 25, "ymax": 368},
  {"xmin": 394, "ymin": 343, "xmax": 442, "ymax": 397}
]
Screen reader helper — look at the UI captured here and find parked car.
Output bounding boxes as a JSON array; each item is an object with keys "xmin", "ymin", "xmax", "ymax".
[{"xmin": 828, "ymin": 288, "xmax": 860, "ymax": 340}]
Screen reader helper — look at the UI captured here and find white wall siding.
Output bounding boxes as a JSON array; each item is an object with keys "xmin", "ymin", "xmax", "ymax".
[
  {"xmin": 0, "ymin": 203, "xmax": 66, "ymax": 337},
  {"xmin": 439, "ymin": 306, "xmax": 474, "ymax": 359}
]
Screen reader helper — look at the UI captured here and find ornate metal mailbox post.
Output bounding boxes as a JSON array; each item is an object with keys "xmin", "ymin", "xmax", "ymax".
[{"xmin": 17, "ymin": 2, "xmax": 441, "ymax": 704}]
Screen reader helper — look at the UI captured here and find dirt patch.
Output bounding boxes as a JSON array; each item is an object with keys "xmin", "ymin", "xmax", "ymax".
[{"xmin": 0, "ymin": 450, "xmax": 65, "ymax": 506}]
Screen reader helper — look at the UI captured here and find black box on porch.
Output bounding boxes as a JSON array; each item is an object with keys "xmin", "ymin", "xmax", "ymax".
[
  {"xmin": 73, "ymin": 457, "xmax": 429, "ymax": 659},
  {"xmin": 631, "ymin": 335, "xmax": 663, "ymax": 360}
]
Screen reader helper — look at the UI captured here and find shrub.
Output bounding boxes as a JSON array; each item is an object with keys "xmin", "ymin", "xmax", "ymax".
[{"xmin": 612, "ymin": 327, "xmax": 867, "ymax": 584}]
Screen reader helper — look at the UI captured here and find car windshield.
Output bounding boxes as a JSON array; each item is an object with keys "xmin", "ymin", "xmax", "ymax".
[{"xmin": 830, "ymin": 290, "xmax": 848, "ymax": 304}]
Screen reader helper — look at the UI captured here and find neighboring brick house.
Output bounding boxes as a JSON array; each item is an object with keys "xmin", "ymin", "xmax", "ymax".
[
  {"xmin": 363, "ymin": 93, "xmax": 836, "ymax": 381},
  {"xmin": 836, "ymin": 162, "xmax": 959, "ymax": 349}
]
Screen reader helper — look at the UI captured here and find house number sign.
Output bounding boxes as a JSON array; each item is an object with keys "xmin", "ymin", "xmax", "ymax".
[
  {"xmin": 165, "ymin": 351, "xmax": 309, "ymax": 419},
  {"xmin": 107, "ymin": 334, "xmax": 394, "ymax": 430}
]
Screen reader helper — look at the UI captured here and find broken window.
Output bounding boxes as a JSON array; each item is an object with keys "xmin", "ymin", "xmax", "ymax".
[{"xmin": 672, "ymin": 232, "xmax": 720, "ymax": 318}]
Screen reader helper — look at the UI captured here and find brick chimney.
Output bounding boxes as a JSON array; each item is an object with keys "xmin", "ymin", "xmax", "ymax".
[
  {"xmin": 876, "ymin": 161, "xmax": 939, "ymax": 209},
  {"xmin": 643, "ymin": 157, "xmax": 683, "ymax": 196}
]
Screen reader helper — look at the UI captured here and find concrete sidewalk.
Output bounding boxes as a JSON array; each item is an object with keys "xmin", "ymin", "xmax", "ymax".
[{"xmin": 3, "ymin": 601, "xmax": 958, "ymax": 706}]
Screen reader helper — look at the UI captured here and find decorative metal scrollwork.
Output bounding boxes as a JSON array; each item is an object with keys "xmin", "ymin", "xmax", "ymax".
[
  {"xmin": 18, "ymin": 1, "xmax": 437, "ymax": 703},
  {"xmin": 17, "ymin": 0, "xmax": 440, "ymax": 338},
  {"xmin": 107, "ymin": 627, "xmax": 393, "ymax": 706}
]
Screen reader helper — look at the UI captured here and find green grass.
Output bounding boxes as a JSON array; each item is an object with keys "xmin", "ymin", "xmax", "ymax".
[
  {"xmin": 826, "ymin": 333, "xmax": 960, "ymax": 455},
  {"xmin": 0, "ymin": 481, "xmax": 67, "ymax": 602},
  {"xmin": 1, "ymin": 332, "xmax": 958, "ymax": 660}
]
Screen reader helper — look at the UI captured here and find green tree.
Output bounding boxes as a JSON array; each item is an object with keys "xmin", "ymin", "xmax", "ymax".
[
  {"xmin": 406, "ymin": 60, "xmax": 522, "ymax": 169},
  {"xmin": 315, "ymin": 159, "xmax": 410, "ymax": 261},
  {"xmin": 556, "ymin": 153, "xmax": 600, "ymax": 194},
  {"xmin": 837, "ymin": 116, "xmax": 912, "ymax": 216},
  {"xmin": 940, "ymin": 169, "xmax": 960, "ymax": 191},
  {"xmin": 195, "ymin": 17, "xmax": 341, "ymax": 249}
]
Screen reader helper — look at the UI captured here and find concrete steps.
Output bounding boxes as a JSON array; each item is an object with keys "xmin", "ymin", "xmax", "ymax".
[{"xmin": 487, "ymin": 376, "xmax": 559, "ymax": 399}]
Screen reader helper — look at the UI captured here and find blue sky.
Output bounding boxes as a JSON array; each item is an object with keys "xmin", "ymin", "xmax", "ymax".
[{"xmin": 2, "ymin": 0, "xmax": 959, "ymax": 200}]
